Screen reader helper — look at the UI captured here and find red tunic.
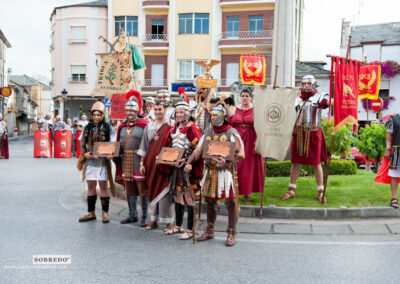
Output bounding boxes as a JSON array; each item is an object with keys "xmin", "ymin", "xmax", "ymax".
[
  {"xmin": 0, "ymin": 133, "xmax": 9, "ymax": 159},
  {"xmin": 290, "ymin": 129, "xmax": 327, "ymax": 166},
  {"xmin": 229, "ymin": 108, "xmax": 264, "ymax": 195}
]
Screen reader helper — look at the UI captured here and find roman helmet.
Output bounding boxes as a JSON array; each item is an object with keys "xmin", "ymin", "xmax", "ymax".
[
  {"xmin": 125, "ymin": 90, "xmax": 143, "ymax": 120},
  {"xmin": 207, "ymin": 94, "xmax": 235, "ymax": 126},
  {"xmin": 156, "ymin": 89, "xmax": 171, "ymax": 105},
  {"xmin": 91, "ymin": 100, "xmax": 106, "ymax": 119},
  {"xmin": 174, "ymin": 101, "xmax": 193, "ymax": 121},
  {"xmin": 301, "ymin": 75, "xmax": 318, "ymax": 92}
]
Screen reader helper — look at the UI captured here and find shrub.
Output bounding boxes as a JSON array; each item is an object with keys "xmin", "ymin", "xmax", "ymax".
[
  {"xmin": 321, "ymin": 118, "xmax": 356, "ymax": 157},
  {"xmin": 265, "ymin": 159, "xmax": 357, "ymax": 177}
]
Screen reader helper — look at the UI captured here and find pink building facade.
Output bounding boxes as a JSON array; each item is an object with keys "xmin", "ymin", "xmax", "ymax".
[{"xmin": 50, "ymin": 0, "xmax": 108, "ymax": 120}]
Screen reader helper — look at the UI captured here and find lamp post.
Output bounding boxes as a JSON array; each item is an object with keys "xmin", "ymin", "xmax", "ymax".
[{"xmin": 61, "ymin": 89, "xmax": 68, "ymax": 121}]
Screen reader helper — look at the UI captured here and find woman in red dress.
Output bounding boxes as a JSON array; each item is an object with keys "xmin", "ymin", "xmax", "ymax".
[{"xmin": 229, "ymin": 88, "xmax": 265, "ymax": 202}]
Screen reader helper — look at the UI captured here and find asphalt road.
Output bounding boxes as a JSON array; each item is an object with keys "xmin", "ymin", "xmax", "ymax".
[{"xmin": 1, "ymin": 138, "xmax": 400, "ymax": 283}]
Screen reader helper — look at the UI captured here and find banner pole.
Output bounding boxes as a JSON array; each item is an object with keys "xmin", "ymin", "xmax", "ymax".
[
  {"xmin": 322, "ymin": 36, "xmax": 352, "ymax": 203},
  {"xmin": 259, "ymin": 161, "xmax": 266, "ymax": 219},
  {"xmin": 364, "ymin": 56, "xmax": 369, "ymax": 126}
]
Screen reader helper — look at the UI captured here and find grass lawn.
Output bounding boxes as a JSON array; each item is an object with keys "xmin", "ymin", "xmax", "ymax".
[{"xmin": 240, "ymin": 170, "xmax": 392, "ymax": 208}]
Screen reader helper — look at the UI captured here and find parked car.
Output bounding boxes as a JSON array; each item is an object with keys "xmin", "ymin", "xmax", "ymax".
[{"xmin": 349, "ymin": 147, "xmax": 375, "ymax": 167}]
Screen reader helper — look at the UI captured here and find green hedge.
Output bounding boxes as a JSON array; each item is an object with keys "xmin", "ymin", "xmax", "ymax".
[{"xmin": 265, "ymin": 159, "xmax": 357, "ymax": 177}]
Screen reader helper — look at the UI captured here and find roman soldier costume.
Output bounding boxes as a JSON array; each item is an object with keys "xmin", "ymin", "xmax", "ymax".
[
  {"xmin": 280, "ymin": 75, "xmax": 329, "ymax": 203},
  {"xmin": 78, "ymin": 100, "xmax": 116, "ymax": 223},
  {"xmin": 164, "ymin": 101, "xmax": 203, "ymax": 239},
  {"xmin": 115, "ymin": 90, "xmax": 150, "ymax": 227},
  {"xmin": 0, "ymin": 114, "xmax": 9, "ymax": 159},
  {"xmin": 185, "ymin": 95, "xmax": 245, "ymax": 246}
]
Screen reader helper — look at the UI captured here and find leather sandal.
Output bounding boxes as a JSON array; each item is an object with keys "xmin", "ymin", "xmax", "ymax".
[
  {"xmin": 145, "ymin": 221, "xmax": 158, "ymax": 230},
  {"xmin": 318, "ymin": 189, "xmax": 327, "ymax": 204},
  {"xmin": 280, "ymin": 188, "xmax": 296, "ymax": 200},
  {"xmin": 163, "ymin": 223, "xmax": 174, "ymax": 232},
  {"xmin": 390, "ymin": 198, "xmax": 399, "ymax": 209},
  {"xmin": 164, "ymin": 226, "xmax": 183, "ymax": 235},
  {"xmin": 178, "ymin": 230, "xmax": 193, "ymax": 240}
]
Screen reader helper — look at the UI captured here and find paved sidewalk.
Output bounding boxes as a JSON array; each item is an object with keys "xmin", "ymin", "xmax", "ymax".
[{"xmin": 88, "ymin": 192, "xmax": 400, "ymax": 236}]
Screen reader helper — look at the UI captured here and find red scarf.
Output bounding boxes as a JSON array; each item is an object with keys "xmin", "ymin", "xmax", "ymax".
[
  {"xmin": 300, "ymin": 89, "xmax": 317, "ymax": 101},
  {"xmin": 212, "ymin": 123, "xmax": 232, "ymax": 133}
]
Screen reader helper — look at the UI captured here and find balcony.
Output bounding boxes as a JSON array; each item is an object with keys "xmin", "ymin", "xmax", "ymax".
[
  {"xmin": 142, "ymin": 34, "xmax": 169, "ymax": 50},
  {"xmin": 143, "ymin": 0, "xmax": 169, "ymax": 11},
  {"xmin": 219, "ymin": 30, "xmax": 273, "ymax": 49},
  {"xmin": 141, "ymin": 79, "xmax": 168, "ymax": 92}
]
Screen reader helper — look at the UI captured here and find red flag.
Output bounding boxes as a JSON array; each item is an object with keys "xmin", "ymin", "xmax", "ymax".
[
  {"xmin": 240, "ymin": 54, "xmax": 266, "ymax": 85},
  {"xmin": 358, "ymin": 63, "xmax": 381, "ymax": 100},
  {"xmin": 332, "ymin": 56, "xmax": 359, "ymax": 132},
  {"xmin": 110, "ymin": 94, "xmax": 128, "ymax": 120}
]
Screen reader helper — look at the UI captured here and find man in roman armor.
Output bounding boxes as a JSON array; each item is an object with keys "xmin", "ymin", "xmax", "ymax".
[
  {"xmin": 78, "ymin": 100, "xmax": 116, "ymax": 223},
  {"xmin": 0, "ymin": 114, "xmax": 9, "ymax": 159},
  {"xmin": 115, "ymin": 90, "xmax": 150, "ymax": 227},
  {"xmin": 163, "ymin": 101, "xmax": 203, "ymax": 240},
  {"xmin": 156, "ymin": 89, "xmax": 174, "ymax": 125},
  {"xmin": 280, "ymin": 75, "xmax": 329, "ymax": 203},
  {"xmin": 138, "ymin": 100, "xmax": 174, "ymax": 231},
  {"xmin": 184, "ymin": 94, "xmax": 245, "ymax": 246}
]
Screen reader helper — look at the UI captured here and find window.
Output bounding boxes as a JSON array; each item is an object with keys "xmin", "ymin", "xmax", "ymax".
[
  {"xmin": 115, "ymin": 16, "xmax": 138, "ymax": 36},
  {"xmin": 71, "ymin": 65, "xmax": 86, "ymax": 82},
  {"xmin": 151, "ymin": 20, "xmax": 164, "ymax": 40},
  {"xmin": 178, "ymin": 60, "xmax": 206, "ymax": 80},
  {"xmin": 227, "ymin": 16, "xmax": 239, "ymax": 38},
  {"xmin": 249, "ymin": 15, "xmax": 263, "ymax": 35},
  {"xmin": 194, "ymin": 14, "xmax": 209, "ymax": 34},
  {"xmin": 226, "ymin": 62, "xmax": 239, "ymax": 86},
  {"xmin": 179, "ymin": 13, "xmax": 209, "ymax": 34},
  {"xmin": 70, "ymin": 26, "xmax": 86, "ymax": 43},
  {"xmin": 179, "ymin": 14, "xmax": 193, "ymax": 34}
]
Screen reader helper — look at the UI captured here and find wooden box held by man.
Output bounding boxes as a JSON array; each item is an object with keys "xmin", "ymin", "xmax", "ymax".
[{"xmin": 77, "ymin": 100, "xmax": 116, "ymax": 224}]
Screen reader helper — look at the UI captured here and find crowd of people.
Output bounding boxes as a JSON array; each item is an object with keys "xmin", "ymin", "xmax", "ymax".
[{"xmin": 76, "ymin": 73, "xmax": 271, "ymax": 246}]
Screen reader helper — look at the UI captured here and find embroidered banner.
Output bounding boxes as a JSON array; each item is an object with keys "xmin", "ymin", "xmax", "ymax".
[
  {"xmin": 331, "ymin": 56, "xmax": 360, "ymax": 132},
  {"xmin": 358, "ymin": 63, "xmax": 381, "ymax": 100},
  {"xmin": 240, "ymin": 55, "xmax": 266, "ymax": 85},
  {"xmin": 110, "ymin": 94, "xmax": 128, "ymax": 120},
  {"xmin": 253, "ymin": 86, "xmax": 299, "ymax": 161},
  {"xmin": 92, "ymin": 53, "xmax": 131, "ymax": 96}
]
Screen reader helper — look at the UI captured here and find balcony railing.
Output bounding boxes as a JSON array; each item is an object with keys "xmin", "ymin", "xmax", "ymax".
[
  {"xmin": 143, "ymin": 34, "xmax": 168, "ymax": 42},
  {"xmin": 143, "ymin": 79, "xmax": 168, "ymax": 87},
  {"xmin": 220, "ymin": 30, "xmax": 273, "ymax": 40}
]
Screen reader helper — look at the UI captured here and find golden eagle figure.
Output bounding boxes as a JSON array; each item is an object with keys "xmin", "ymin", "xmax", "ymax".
[
  {"xmin": 195, "ymin": 60, "xmax": 220, "ymax": 78},
  {"xmin": 359, "ymin": 70, "xmax": 377, "ymax": 91}
]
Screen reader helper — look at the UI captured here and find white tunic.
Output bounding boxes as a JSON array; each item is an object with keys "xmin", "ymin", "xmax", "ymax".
[{"xmin": 79, "ymin": 126, "xmax": 116, "ymax": 181}]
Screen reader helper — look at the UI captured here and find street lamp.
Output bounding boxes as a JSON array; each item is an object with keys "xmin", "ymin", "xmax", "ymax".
[{"xmin": 61, "ymin": 89, "xmax": 68, "ymax": 121}]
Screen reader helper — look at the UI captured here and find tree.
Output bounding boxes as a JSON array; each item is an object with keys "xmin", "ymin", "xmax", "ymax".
[
  {"xmin": 321, "ymin": 118, "xmax": 356, "ymax": 157},
  {"xmin": 355, "ymin": 123, "xmax": 387, "ymax": 172}
]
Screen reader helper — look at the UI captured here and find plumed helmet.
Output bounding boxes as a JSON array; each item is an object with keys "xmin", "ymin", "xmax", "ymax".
[
  {"xmin": 178, "ymin": 87, "xmax": 189, "ymax": 104},
  {"xmin": 301, "ymin": 75, "xmax": 317, "ymax": 92},
  {"xmin": 125, "ymin": 90, "xmax": 143, "ymax": 113},
  {"xmin": 174, "ymin": 101, "xmax": 193, "ymax": 121}
]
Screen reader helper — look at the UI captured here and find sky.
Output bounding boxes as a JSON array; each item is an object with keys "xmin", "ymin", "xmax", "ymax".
[{"xmin": 0, "ymin": 0, "xmax": 399, "ymax": 79}]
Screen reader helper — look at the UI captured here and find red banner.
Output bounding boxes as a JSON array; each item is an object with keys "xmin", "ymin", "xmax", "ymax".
[
  {"xmin": 358, "ymin": 63, "xmax": 381, "ymax": 100},
  {"xmin": 330, "ymin": 56, "xmax": 360, "ymax": 132},
  {"xmin": 110, "ymin": 94, "xmax": 128, "ymax": 120},
  {"xmin": 240, "ymin": 55, "xmax": 266, "ymax": 85}
]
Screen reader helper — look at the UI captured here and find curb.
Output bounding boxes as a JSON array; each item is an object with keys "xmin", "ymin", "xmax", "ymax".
[
  {"xmin": 8, "ymin": 134, "xmax": 34, "ymax": 141},
  {"xmin": 113, "ymin": 185, "xmax": 400, "ymax": 219}
]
